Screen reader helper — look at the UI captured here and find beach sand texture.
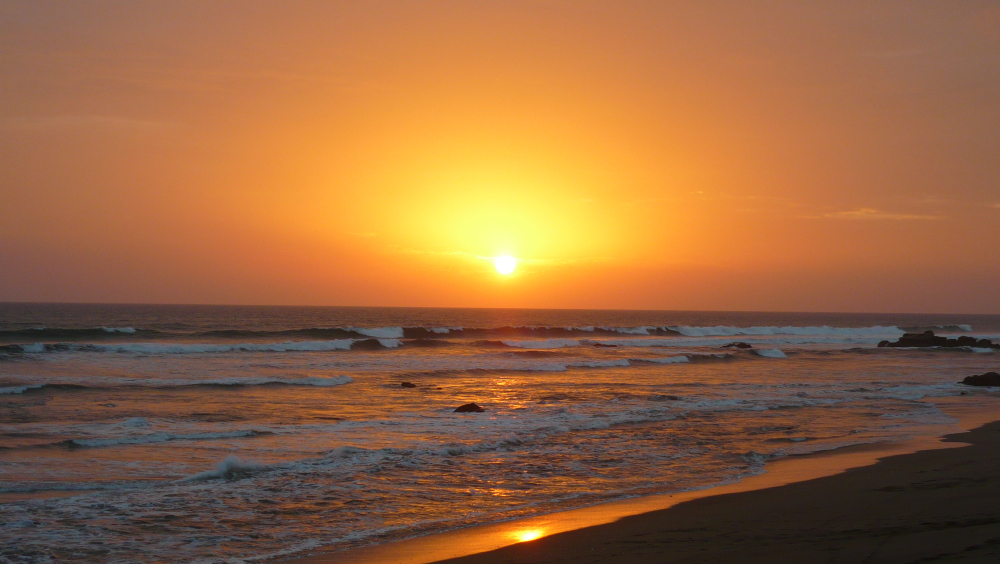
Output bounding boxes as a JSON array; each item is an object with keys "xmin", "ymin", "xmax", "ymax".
[{"xmin": 433, "ymin": 421, "xmax": 1000, "ymax": 564}]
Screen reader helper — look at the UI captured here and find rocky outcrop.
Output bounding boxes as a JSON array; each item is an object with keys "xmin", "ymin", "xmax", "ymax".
[
  {"xmin": 960, "ymin": 372, "xmax": 1000, "ymax": 387},
  {"xmin": 454, "ymin": 402, "xmax": 486, "ymax": 413},
  {"xmin": 722, "ymin": 342, "xmax": 753, "ymax": 349},
  {"xmin": 877, "ymin": 331, "xmax": 998, "ymax": 349},
  {"xmin": 400, "ymin": 382, "xmax": 417, "ymax": 388}
]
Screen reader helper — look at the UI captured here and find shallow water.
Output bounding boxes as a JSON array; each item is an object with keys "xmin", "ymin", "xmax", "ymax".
[{"xmin": 1, "ymin": 304, "xmax": 998, "ymax": 563}]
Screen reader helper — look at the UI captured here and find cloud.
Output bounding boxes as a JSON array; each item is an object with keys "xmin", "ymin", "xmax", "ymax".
[{"xmin": 821, "ymin": 208, "xmax": 941, "ymax": 221}]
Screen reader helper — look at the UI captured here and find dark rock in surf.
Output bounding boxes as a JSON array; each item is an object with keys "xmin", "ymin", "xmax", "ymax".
[
  {"xmin": 722, "ymin": 342, "xmax": 753, "ymax": 349},
  {"xmin": 592, "ymin": 343, "xmax": 618, "ymax": 348},
  {"xmin": 877, "ymin": 331, "xmax": 999, "ymax": 349},
  {"xmin": 400, "ymin": 382, "xmax": 416, "ymax": 388},
  {"xmin": 960, "ymin": 372, "xmax": 1000, "ymax": 387},
  {"xmin": 454, "ymin": 402, "xmax": 486, "ymax": 413}
]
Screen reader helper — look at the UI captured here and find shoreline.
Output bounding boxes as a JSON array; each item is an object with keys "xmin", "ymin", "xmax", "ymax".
[{"xmin": 279, "ymin": 395, "xmax": 1000, "ymax": 564}]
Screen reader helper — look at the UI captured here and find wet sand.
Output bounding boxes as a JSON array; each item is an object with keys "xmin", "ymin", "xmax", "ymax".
[
  {"xmin": 434, "ymin": 420, "xmax": 1000, "ymax": 564},
  {"xmin": 282, "ymin": 398, "xmax": 1000, "ymax": 564}
]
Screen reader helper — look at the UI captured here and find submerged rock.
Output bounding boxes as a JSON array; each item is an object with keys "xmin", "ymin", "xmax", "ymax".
[
  {"xmin": 722, "ymin": 342, "xmax": 753, "ymax": 349},
  {"xmin": 400, "ymin": 382, "xmax": 417, "ymax": 388},
  {"xmin": 960, "ymin": 372, "xmax": 1000, "ymax": 387},
  {"xmin": 878, "ymin": 331, "xmax": 998, "ymax": 349},
  {"xmin": 454, "ymin": 402, "xmax": 486, "ymax": 413}
]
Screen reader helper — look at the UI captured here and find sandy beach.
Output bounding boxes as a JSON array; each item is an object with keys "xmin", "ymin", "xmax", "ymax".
[{"xmin": 432, "ymin": 420, "xmax": 1000, "ymax": 564}]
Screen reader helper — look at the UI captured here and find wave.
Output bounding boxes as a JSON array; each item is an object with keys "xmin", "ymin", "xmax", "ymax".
[
  {"xmin": 59, "ymin": 429, "xmax": 269, "ymax": 449},
  {"xmin": 1, "ymin": 324, "xmax": 934, "ymax": 351},
  {"xmin": 0, "ymin": 339, "xmax": 413, "ymax": 355},
  {"xmin": 182, "ymin": 455, "xmax": 266, "ymax": 482},
  {"xmin": 752, "ymin": 349, "xmax": 788, "ymax": 358},
  {"xmin": 668, "ymin": 325, "xmax": 903, "ymax": 337},
  {"xmin": 0, "ymin": 376, "xmax": 354, "ymax": 394},
  {"xmin": 501, "ymin": 338, "xmax": 581, "ymax": 349},
  {"xmin": 191, "ymin": 375, "xmax": 356, "ymax": 388},
  {"xmin": 899, "ymin": 324, "xmax": 973, "ymax": 333},
  {"xmin": 0, "ymin": 325, "xmax": 685, "ymax": 342},
  {"xmin": 630, "ymin": 355, "xmax": 690, "ymax": 365},
  {"xmin": 0, "ymin": 383, "xmax": 89, "ymax": 394}
]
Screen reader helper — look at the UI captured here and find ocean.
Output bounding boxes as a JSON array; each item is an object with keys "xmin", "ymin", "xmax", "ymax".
[{"xmin": 1, "ymin": 303, "xmax": 999, "ymax": 563}]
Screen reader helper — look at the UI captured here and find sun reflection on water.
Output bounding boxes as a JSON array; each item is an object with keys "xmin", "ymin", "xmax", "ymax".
[{"xmin": 515, "ymin": 529, "xmax": 543, "ymax": 542}]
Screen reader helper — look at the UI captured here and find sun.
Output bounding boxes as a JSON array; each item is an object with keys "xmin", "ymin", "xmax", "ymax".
[{"xmin": 494, "ymin": 255, "xmax": 517, "ymax": 275}]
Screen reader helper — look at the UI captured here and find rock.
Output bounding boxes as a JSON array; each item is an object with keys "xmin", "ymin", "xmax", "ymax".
[
  {"xmin": 592, "ymin": 343, "xmax": 618, "ymax": 348},
  {"xmin": 960, "ymin": 372, "xmax": 1000, "ymax": 387},
  {"xmin": 878, "ymin": 331, "xmax": 999, "ymax": 349},
  {"xmin": 400, "ymin": 382, "xmax": 416, "ymax": 388},
  {"xmin": 722, "ymin": 342, "xmax": 753, "ymax": 349},
  {"xmin": 454, "ymin": 402, "xmax": 485, "ymax": 413}
]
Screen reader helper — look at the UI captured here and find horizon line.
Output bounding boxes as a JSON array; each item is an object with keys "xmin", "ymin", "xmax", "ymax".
[{"xmin": 0, "ymin": 301, "xmax": 996, "ymax": 317}]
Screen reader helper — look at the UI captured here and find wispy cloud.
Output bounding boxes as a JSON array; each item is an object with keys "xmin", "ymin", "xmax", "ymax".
[{"xmin": 821, "ymin": 208, "xmax": 941, "ymax": 221}]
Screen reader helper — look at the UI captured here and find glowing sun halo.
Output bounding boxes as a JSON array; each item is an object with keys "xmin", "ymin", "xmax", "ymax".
[{"xmin": 494, "ymin": 255, "xmax": 517, "ymax": 275}]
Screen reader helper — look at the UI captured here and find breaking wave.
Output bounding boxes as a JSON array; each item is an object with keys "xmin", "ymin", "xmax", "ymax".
[{"xmin": 668, "ymin": 325, "xmax": 903, "ymax": 337}]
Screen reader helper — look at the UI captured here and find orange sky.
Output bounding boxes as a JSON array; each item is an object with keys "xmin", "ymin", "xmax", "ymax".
[{"xmin": 2, "ymin": 1, "xmax": 999, "ymax": 312}]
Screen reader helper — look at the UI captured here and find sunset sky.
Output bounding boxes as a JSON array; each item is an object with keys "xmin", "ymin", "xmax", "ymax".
[{"xmin": 2, "ymin": 1, "xmax": 999, "ymax": 312}]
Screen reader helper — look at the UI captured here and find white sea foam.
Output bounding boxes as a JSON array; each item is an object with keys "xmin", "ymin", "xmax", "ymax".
[
  {"xmin": 0, "ymin": 384, "xmax": 41, "ymax": 394},
  {"xmin": 634, "ymin": 355, "xmax": 690, "ymax": 364},
  {"xmin": 352, "ymin": 327, "xmax": 404, "ymax": 339},
  {"xmin": 20, "ymin": 342, "xmax": 45, "ymax": 353},
  {"xmin": 293, "ymin": 376, "xmax": 354, "ymax": 387},
  {"xmin": 430, "ymin": 327, "xmax": 462, "ymax": 334},
  {"xmin": 182, "ymin": 455, "xmax": 265, "ymax": 482},
  {"xmin": 753, "ymin": 349, "xmax": 788, "ymax": 358},
  {"xmin": 502, "ymin": 339, "xmax": 581, "ymax": 349},
  {"xmin": 100, "ymin": 327, "xmax": 137, "ymax": 333},
  {"xmin": 599, "ymin": 326, "xmax": 654, "ymax": 335}
]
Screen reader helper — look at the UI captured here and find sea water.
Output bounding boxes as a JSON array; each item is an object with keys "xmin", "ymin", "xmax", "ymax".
[{"xmin": 1, "ymin": 304, "xmax": 998, "ymax": 563}]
